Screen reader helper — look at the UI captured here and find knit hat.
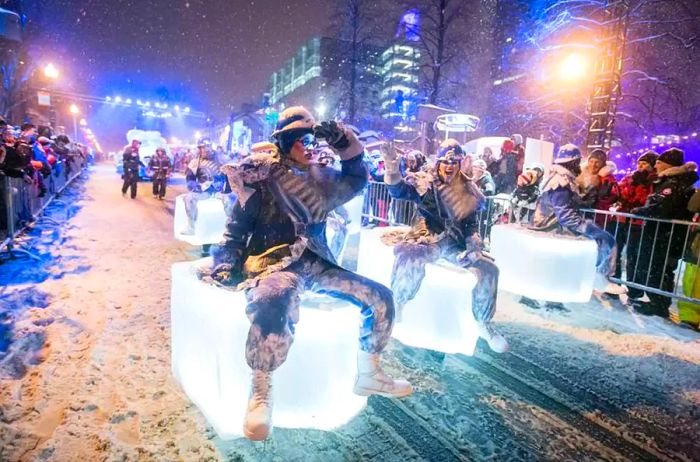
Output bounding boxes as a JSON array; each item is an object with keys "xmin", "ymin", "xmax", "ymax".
[
  {"xmin": 554, "ymin": 143, "xmax": 581, "ymax": 164},
  {"xmin": 658, "ymin": 148, "xmax": 684, "ymax": 167},
  {"xmin": 511, "ymin": 134, "xmax": 523, "ymax": 146},
  {"xmin": 473, "ymin": 159, "xmax": 487, "ymax": 169},
  {"xmin": 637, "ymin": 150, "xmax": 658, "ymax": 167},
  {"xmin": 588, "ymin": 148, "xmax": 607, "ymax": 164}
]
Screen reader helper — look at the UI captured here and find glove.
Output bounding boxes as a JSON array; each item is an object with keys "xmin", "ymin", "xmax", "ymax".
[
  {"xmin": 210, "ymin": 263, "xmax": 246, "ymax": 287},
  {"xmin": 314, "ymin": 122, "xmax": 362, "ymax": 160},
  {"xmin": 313, "ymin": 121, "xmax": 349, "ymax": 150},
  {"xmin": 186, "ymin": 180, "xmax": 198, "ymax": 192},
  {"xmin": 380, "ymin": 142, "xmax": 401, "ymax": 185}
]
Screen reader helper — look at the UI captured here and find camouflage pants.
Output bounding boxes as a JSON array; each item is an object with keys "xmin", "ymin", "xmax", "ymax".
[
  {"xmin": 391, "ymin": 240, "xmax": 499, "ymax": 323},
  {"xmin": 244, "ymin": 251, "xmax": 395, "ymax": 372}
]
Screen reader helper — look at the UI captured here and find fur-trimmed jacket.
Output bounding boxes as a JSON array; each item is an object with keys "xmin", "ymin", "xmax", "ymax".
[
  {"xmin": 578, "ymin": 161, "xmax": 619, "ymax": 212},
  {"xmin": 386, "ymin": 170, "xmax": 484, "ymax": 250},
  {"xmin": 531, "ymin": 164, "xmax": 587, "ymax": 232},
  {"xmin": 633, "ymin": 162, "xmax": 698, "ymax": 220},
  {"xmin": 209, "ymin": 148, "xmax": 367, "ymax": 288}
]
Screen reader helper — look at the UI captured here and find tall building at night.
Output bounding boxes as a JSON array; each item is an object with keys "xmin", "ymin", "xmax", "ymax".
[
  {"xmin": 267, "ymin": 37, "xmax": 382, "ymax": 127},
  {"xmin": 378, "ymin": 43, "xmax": 421, "ymax": 120}
]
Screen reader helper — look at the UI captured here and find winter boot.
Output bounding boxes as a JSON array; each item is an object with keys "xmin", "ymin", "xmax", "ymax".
[
  {"xmin": 477, "ymin": 321, "xmax": 509, "ymax": 353},
  {"xmin": 243, "ymin": 370, "xmax": 273, "ymax": 441},
  {"xmin": 593, "ymin": 273, "xmax": 627, "ymax": 295},
  {"xmin": 353, "ymin": 350, "xmax": 412, "ymax": 398}
]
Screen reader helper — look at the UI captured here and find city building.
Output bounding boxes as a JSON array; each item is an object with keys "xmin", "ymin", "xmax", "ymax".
[
  {"xmin": 267, "ymin": 37, "xmax": 382, "ymax": 129},
  {"xmin": 378, "ymin": 42, "xmax": 421, "ymax": 120}
]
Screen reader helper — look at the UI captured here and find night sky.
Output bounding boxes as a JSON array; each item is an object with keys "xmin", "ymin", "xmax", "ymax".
[{"xmin": 18, "ymin": 0, "xmax": 332, "ymax": 117}]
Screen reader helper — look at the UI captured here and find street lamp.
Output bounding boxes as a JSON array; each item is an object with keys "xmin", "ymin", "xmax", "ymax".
[
  {"xmin": 43, "ymin": 63, "xmax": 59, "ymax": 80},
  {"xmin": 558, "ymin": 53, "xmax": 588, "ymax": 82},
  {"xmin": 69, "ymin": 104, "xmax": 80, "ymax": 142}
]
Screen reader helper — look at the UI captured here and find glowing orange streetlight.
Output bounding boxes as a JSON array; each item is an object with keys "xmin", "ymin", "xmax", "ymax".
[
  {"xmin": 43, "ymin": 63, "xmax": 59, "ymax": 80},
  {"xmin": 558, "ymin": 53, "xmax": 589, "ymax": 82}
]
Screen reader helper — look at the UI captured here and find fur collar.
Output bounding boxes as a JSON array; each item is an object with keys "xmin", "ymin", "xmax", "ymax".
[
  {"xmin": 580, "ymin": 160, "xmax": 617, "ymax": 178},
  {"xmin": 541, "ymin": 164, "xmax": 579, "ymax": 194},
  {"xmin": 658, "ymin": 161, "xmax": 698, "ymax": 178}
]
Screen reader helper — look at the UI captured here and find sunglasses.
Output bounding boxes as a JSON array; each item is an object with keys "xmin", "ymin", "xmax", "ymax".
[{"xmin": 298, "ymin": 133, "xmax": 317, "ymax": 148}]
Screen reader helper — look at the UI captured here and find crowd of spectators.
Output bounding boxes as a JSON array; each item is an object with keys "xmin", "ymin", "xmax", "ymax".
[{"xmin": 1, "ymin": 116, "xmax": 86, "ymax": 196}]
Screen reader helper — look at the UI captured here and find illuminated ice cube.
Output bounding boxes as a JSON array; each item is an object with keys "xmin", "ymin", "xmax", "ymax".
[
  {"xmin": 174, "ymin": 194, "xmax": 227, "ymax": 246},
  {"xmin": 356, "ymin": 227, "xmax": 479, "ymax": 355},
  {"xmin": 171, "ymin": 259, "xmax": 367, "ymax": 440},
  {"xmin": 490, "ymin": 223, "xmax": 597, "ymax": 303}
]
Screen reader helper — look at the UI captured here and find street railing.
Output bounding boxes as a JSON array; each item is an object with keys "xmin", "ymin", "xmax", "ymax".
[
  {"xmin": 1, "ymin": 154, "xmax": 87, "ymax": 258},
  {"xmin": 361, "ymin": 181, "xmax": 700, "ymax": 305}
]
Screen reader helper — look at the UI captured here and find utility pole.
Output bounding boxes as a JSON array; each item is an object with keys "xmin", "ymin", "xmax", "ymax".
[{"xmin": 585, "ymin": 0, "xmax": 630, "ymax": 154}]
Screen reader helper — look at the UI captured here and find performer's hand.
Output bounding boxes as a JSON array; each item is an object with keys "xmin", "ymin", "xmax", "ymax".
[
  {"xmin": 313, "ymin": 121, "xmax": 349, "ymax": 150},
  {"xmin": 210, "ymin": 263, "xmax": 246, "ymax": 286}
]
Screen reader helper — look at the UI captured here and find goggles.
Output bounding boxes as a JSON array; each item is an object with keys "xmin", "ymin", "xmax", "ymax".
[{"xmin": 298, "ymin": 133, "xmax": 317, "ymax": 148}]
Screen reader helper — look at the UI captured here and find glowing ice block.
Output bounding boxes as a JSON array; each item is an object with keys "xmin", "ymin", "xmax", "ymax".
[
  {"xmin": 490, "ymin": 224, "xmax": 597, "ymax": 303},
  {"xmin": 356, "ymin": 227, "xmax": 479, "ymax": 355},
  {"xmin": 170, "ymin": 259, "xmax": 367, "ymax": 440},
  {"xmin": 326, "ymin": 194, "xmax": 365, "ymax": 265},
  {"xmin": 174, "ymin": 194, "xmax": 227, "ymax": 246}
]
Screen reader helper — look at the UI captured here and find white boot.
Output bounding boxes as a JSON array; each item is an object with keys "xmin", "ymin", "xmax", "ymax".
[
  {"xmin": 243, "ymin": 370, "xmax": 273, "ymax": 441},
  {"xmin": 477, "ymin": 322, "xmax": 509, "ymax": 353},
  {"xmin": 353, "ymin": 351, "xmax": 412, "ymax": 398},
  {"xmin": 593, "ymin": 273, "xmax": 628, "ymax": 295}
]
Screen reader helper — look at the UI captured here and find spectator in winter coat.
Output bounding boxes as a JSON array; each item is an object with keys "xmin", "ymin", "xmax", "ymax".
[
  {"xmin": 511, "ymin": 134, "xmax": 526, "ymax": 175},
  {"xmin": 578, "ymin": 149, "xmax": 619, "ymax": 213},
  {"xmin": 630, "ymin": 148, "xmax": 698, "ymax": 318},
  {"xmin": 148, "ymin": 147, "xmax": 172, "ymax": 199},
  {"xmin": 532, "ymin": 144, "xmax": 626, "ymax": 295},
  {"xmin": 493, "ymin": 139, "xmax": 519, "ymax": 194},
  {"xmin": 121, "ymin": 139, "xmax": 144, "ymax": 199},
  {"xmin": 511, "ymin": 163, "xmax": 544, "ymax": 223},
  {"xmin": 611, "ymin": 151, "xmax": 657, "ymax": 299},
  {"xmin": 472, "ymin": 159, "xmax": 496, "ymax": 196}
]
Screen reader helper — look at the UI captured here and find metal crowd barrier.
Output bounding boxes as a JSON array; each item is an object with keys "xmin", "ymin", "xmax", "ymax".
[
  {"xmin": 1, "ymin": 154, "xmax": 87, "ymax": 259},
  {"xmin": 361, "ymin": 181, "xmax": 700, "ymax": 305}
]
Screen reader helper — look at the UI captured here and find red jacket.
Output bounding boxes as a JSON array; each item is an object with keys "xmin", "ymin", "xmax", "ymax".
[{"xmin": 618, "ymin": 171, "xmax": 656, "ymax": 213}]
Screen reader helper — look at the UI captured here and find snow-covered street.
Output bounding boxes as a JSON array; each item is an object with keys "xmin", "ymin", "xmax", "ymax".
[{"xmin": 1, "ymin": 164, "xmax": 699, "ymax": 461}]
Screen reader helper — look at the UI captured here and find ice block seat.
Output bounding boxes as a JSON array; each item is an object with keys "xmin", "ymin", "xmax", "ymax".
[
  {"xmin": 326, "ymin": 194, "xmax": 365, "ymax": 267},
  {"xmin": 173, "ymin": 194, "xmax": 228, "ymax": 246},
  {"xmin": 356, "ymin": 226, "xmax": 479, "ymax": 356},
  {"xmin": 170, "ymin": 258, "xmax": 367, "ymax": 440},
  {"xmin": 490, "ymin": 223, "xmax": 597, "ymax": 303}
]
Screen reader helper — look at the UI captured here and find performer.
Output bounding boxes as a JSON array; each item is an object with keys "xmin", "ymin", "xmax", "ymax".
[
  {"xmin": 531, "ymin": 144, "xmax": 626, "ymax": 295},
  {"xmin": 181, "ymin": 140, "xmax": 229, "ymax": 234},
  {"xmin": 148, "ymin": 147, "xmax": 172, "ymax": 199},
  {"xmin": 121, "ymin": 139, "xmax": 144, "ymax": 199},
  {"xmin": 205, "ymin": 107, "xmax": 411, "ymax": 441},
  {"xmin": 382, "ymin": 138, "xmax": 509, "ymax": 354}
]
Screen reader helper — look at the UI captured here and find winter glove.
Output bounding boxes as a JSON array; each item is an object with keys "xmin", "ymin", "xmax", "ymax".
[
  {"xmin": 380, "ymin": 142, "xmax": 401, "ymax": 185},
  {"xmin": 209, "ymin": 263, "xmax": 246, "ymax": 287},
  {"xmin": 186, "ymin": 180, "xmax": 199, "ymax": 192},
  {"xmin": 314, "ymin": 121, "xmax": 363, "ymax": 161},
  {"xmin": 313, "ymin": 121, "xmax": 349, "ymax": 150}
]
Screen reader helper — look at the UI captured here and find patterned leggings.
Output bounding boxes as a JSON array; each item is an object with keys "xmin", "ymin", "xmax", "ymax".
[
  {"xmin": 244, "ymin": 251, "xmax": 395, "ymax": 372},
  {"xmin": 391, "ymin": 240, "xmax": 499, "ymax": 323}
]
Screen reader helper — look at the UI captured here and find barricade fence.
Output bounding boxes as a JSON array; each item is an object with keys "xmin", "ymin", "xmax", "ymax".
[
  {"xmin": 1, "ymin": 154, "xmax": 87, "ymax": 256},
  {"xmin": 361, "ymin": 181, "xmax": 700, "ymax": 305}
]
